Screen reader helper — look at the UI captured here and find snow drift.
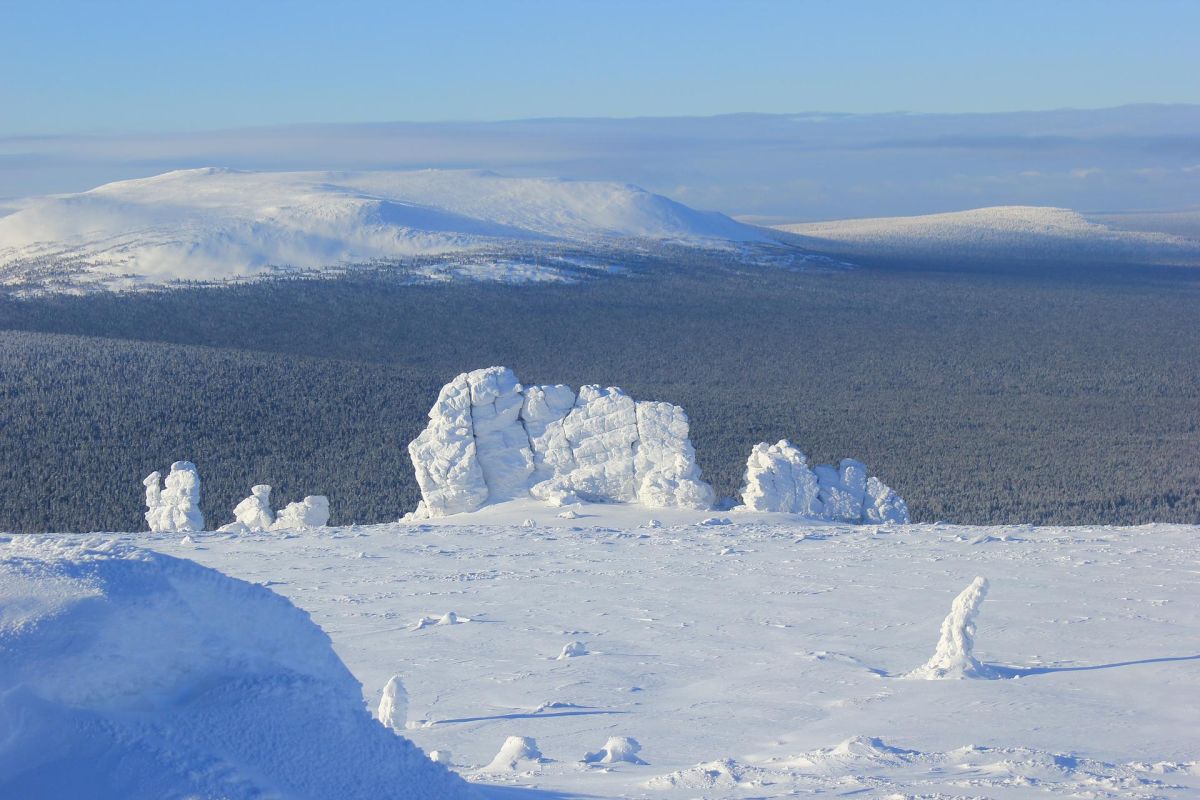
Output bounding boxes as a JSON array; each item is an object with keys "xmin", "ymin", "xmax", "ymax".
[
  {"xmin": 408, "ymin": 366, "xmax": 714, "ymax": 517},
  {"xmin": 737, "ymin": 439, "xmax": 909, "ymax": 523},
  {"xmin": 0, "ymin": 538, "xmax": 470, "ymax": 800},
  {"xmin": 0, "ymin": 167, "xmax": 770, "ymax": 290}
]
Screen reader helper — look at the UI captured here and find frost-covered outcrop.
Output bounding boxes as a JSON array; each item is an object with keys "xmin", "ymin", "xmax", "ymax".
[
  {"xmin": 377, "ymin": 675, "xmax": 409, "ymax": 732},
  {"xmin": 738, "ymin": 440, "xmax": 821, "ymax": 516},
  {"xmin": 233, "ymin": 484, "xmax": 275, "ymax": 531},
  {"xmin": 143, "ymin": 461, "xmax": 204, "ymax": 532},
  {"xmin": 408, "ymin": 367, "xmax": 714, "ymax": 517},
  {"xmin": 907, "ymin": 576, "xmax": 993, "ymax": 679},
  {"xmin": 0, "ymin": 538, "xmax": 470, "ymax": 799},
  {"xmin": 272, "ymin": 495, "xmax": 330, "ymax": 530},
  {"xmin": 737, "ymin": 440, "xmax": 908, "ymax": 523}
]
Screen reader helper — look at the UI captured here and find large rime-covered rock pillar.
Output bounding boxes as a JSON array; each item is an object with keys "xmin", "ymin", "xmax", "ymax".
[
  {"xmin": 736, "ymin": 441, "xmax": 908, "ymax": 524},
  {"xmin": 408, "ymin": 372, "xmax": 489, "ymax": 518},
  {"xmin": 633, "ymin": 401, "xmax": 715, "ymax": 509},
  {"xmin": 466, "ymin": 367, "xmax": 534, "ymax": 501},
  {"xmin": 144, "ymin": 461, "xmax": 204, "ymax": 533},
  {"xmin": 407, "ymin": 368, "xmax": 715, "ymax": 517}
]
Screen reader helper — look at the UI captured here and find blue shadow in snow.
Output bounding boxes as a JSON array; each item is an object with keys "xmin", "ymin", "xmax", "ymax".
[
  {"xmin": 475, "ymin": 786, "xmax": 600, "ymax": 799},
  {"xmin": 433, "ymin": 709, "xmax": 627, "ymax": 725},
  {"xmin": 988, "ymin": 653, "xmax": 1200, "ymax": 678}
]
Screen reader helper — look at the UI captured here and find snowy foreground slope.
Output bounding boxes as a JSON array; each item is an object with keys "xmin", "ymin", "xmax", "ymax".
[
  {"xmin": 0, "ymin": 538, "xmax": 470, "ymax": 800},
  {"xmin": 0, "ymin": 168, "xmax": 772, "ymax": 291},
  {"xmin": 9, "ymin": 503, "xmax": 1196, "ymax": 798},
  {"xmin": 776, "ymin": 206, "xmax": 1200, "ymax": 265}
]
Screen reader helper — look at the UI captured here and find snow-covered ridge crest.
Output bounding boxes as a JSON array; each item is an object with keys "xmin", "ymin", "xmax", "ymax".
[
  {"xmin": 407, "ymin": 366, "xmax": 715, "ymax": 517},
  {"xmin": 775, "ymin": 205, "xmax": 1200, "ymax": 264},
  {"xmin": 0, "ymin": 167, "xmax": 771, "ymax": 291}
]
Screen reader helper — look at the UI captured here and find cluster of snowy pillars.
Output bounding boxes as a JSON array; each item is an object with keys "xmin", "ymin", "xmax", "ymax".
[
  {"xmin": 409, "ymin": 366, "xmax": 908, "ymax": 523},
  {"xmin": 143, "ymin": 462, "xmax": 328, "ymax": 533}
]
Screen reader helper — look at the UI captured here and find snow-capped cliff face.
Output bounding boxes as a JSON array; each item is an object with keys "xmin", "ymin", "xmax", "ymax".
[
  {"xmin": 0, "ymin": 168, "xmax": 771, "ymax": 291},
  {"xmin": 776, "ymin": 205, "xmax": 1200, "ymax": 264},
  {"xmin": 408, "ymin": 367, "xmax": 714, "ymax": 517},
  {"xmin": 0, "ymin": 538, "xmax": 469, "ymax": 800}
]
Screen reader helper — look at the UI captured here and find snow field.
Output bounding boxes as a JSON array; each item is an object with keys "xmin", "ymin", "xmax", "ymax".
[{"xmin": 135, "ymin": 502, "xmax": 1200, "ymax": 798}]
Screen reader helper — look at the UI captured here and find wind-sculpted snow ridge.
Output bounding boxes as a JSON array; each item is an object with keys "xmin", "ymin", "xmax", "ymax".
[
  {"xmin": 0, "ymin": 167, "xmax": 774, "ymax": 292},
  {"xmin": 143, "ymin": 460, "xmax": 204, "ymax": 532},
  {"xmin": 736, "ymin": 439, "xmax": 909, "ymax": 523},
  {"xmin": 0, "ymin": 538, "xmax": 471, "ymax": 800},
  {"xmin": 407, "ymin": 366, "xmax": 714, "ymax": 517}
]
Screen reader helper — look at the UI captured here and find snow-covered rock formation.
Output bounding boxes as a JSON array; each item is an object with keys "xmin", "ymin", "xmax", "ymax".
[
  {"xmin": 233, "ymin": 484, "xmax": 275, "ymax": 530},
  {"xmin": 143, "ymin": 461, "xmax": 204, "ymax": 532},
  {"xmin": 737, "ymin": 440, "xmax": 908, "ymax": 523},
  {"xmin": 907, "ymin": 576, "xmax": 993, "ymax": 679},
  {"xmin": 584, "ymin": 736, "xmax": 648, "ymax": 766},
  {"xmin": 0, "ymin": 538, "xmax": 470, "ymax": 799},
  {"xmin": 272, "ymin": 495, "xmax": 330, "ymax": 530},
  {"xmin": 377, "ymin": 675, "xmax": 409, "ymax": 732},
  {"xmin": 408, "ymin": 367, "xmax": 714, "ymax": 517},
  {"xmin": 482, "ymin": 736, "xmax": 545, "ymax": 772}
]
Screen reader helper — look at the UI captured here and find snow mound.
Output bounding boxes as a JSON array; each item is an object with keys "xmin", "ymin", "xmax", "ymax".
[
  {"xmin": 557, "ymin": 640, "xmax": 589, "ymax": 659},
  {"xmin": 0, "ymin": 168, "xmax": 769, "ymax": 290},
  {"xmin": 584, "ymin": 736, "xmax": 648, "ymax": 765},
  {"xmin": 737, "ymin": 440, "xmax": 908, "ymax": 523},
  {"xmin": 408, "ymin": 367, "xmax": 714, "ymax": 517},
  {"xmin": 143, "ymin": 460, "xmax": 204, "ymax": 532},
  {"xmin": 0, "ymin": 538, "xmax": 470, "ymax": 799},
  {"xmin": 481, "ymin": 736, "xmax": 545, "ymax": 772},
  {"xmin": 907, "ymin": 576, "xmax": 994, "ymax": 679},
  {"xmin": 777, "ymin": 205, "xmax": 1200, "ymax": 264}
]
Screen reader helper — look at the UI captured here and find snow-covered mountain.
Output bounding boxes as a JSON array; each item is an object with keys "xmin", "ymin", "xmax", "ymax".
[
  {"xmin": 776, "ymin": 205, "xmax": 1200, "ymax": 265},
  {"xmin": 0, "ymin": 168, "xmax": 771, "ymax": 291}
]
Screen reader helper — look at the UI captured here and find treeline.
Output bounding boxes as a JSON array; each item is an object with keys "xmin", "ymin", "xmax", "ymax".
[{"xmin": 1, "ymin": 258, "xmax": 1198, "ymax": 532}]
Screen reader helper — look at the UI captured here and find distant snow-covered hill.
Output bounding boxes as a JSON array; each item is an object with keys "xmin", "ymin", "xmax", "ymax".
[
  {"xmin": 776, "ymin": 205, "xmax": 1200, "ymax": 265},
  {"xmin": 0, "ymin": 168, "xmax": 772, "ymax": 292}
]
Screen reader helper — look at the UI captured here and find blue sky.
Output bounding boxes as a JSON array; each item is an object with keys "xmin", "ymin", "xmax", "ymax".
[{"xmin": 2, "ymin": 0, "xmax": 1198, "ymax": 135}]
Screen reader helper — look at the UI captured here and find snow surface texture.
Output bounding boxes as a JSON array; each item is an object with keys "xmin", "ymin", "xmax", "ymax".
[
  {"xmin": 408, "ymin": 367, "xmax": 714, "ymax": 517},
  {"xmin": 777, "ymin": 205, "xmax": 1200, "ymax": 265},
  {"xmin": 907, "ymin": 576, "xmax": 994, "ymax": 680},
  {"xmin": 136, "ymin": 504, "xmax": 1199, "ymax": 799},
  {"xmin": 737, "ymin": 439, "xmax": 909, "ymax": 523},
  {"xmin": 0, "ymin": 538, "xmax": 469, "ymax": 800},
  {"xmin": 0, "ymin": 167, "xmax": 771, "ymax": 291},
  {"xmin": 143, "ymin": 461, "xmax": 203, "ymax": 532}
]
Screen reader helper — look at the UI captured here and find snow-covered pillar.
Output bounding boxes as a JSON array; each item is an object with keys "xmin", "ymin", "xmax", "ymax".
[
  {"xmin": 377, "ymin": 675, "xmax": 408, "ymax": 732},
  {"xmin": 233, "ymin": 484, "xmax": 275, "ymax": 531},
  {"xmin": 907, "ymin": 576, "xmax": 992, "ymax": 679},
  {"xmin": 143, "ymin": 471, "xmax": 164, "ymax": 532}
]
